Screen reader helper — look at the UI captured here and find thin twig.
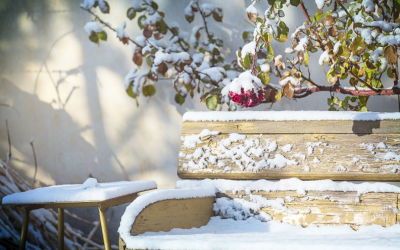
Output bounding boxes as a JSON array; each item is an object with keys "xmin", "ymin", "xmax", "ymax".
[
  {"xmin": 299, "ymin": 1, "xmax": 311, "ymax": 23},
  {"xmin": 195, "ymin": 1, "xmax": 215, "ymax": 66},
  {"xmin": 30, "ymin": 139, "xmax": 37, "ymax": 188},
  {"xmin": 5, "ymin": 120, "xmax": 11, "ymax": 163},
  {"xmin": 80, "ymin": 6, "xmax": 143, "ymax": 48}
]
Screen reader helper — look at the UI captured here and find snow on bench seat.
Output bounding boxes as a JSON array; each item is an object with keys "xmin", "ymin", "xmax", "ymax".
[
  {"xmin": 121, "ymin": 216, "xmax": 400, "ymax": 250},
  {"xmin": 2, "ymin": 179, "xmax": 157, "ymax": 204},
  {"xmin": 119, "ymin": 178, "xmax": 400, "ymax": 249}
]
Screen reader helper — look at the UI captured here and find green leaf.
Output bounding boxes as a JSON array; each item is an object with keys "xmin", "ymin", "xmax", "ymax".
[
  {"xmin": 175, "ymin": 93, "xmax": 185, "ymax": 105},
  {"xmin": 212, "ymin": 48, "xmax": 220, "ymax": 56},
  {"xmin": 387, "ymin": 67, "xmax": 393, "ymax": 78},
  {"xmin": 213, "ymin": 10, "xmax": 223, "ymax": 22},
  {"xmin": 151, "ymin": 1, "xmax": 158, "ymax": 10},
  {"xmin": 126, "ymin": 85, "xmax": 137, "ymax": 98},
  {"xmin": 89, "ymin": 33, "xmax": 99, "ymax": 44},
  {"xmin": 349, "ymin": 36, "xmax": 366, "ymax": 55},
  {"xmin": 127, "ymin": 7, "xmax": 136, "ymax": 20},
  {"xmin": 156, "ymin": 20, "xmax": 168, "ymax": 34},
  {"xmin": 244, "ymin": 54, "xmax": 251, "ymax": 69},
  {"xmin": 146, "ymin": 56, "xmax": 153, "ymax": 66},
  {"xmin": 327, "ymin": 98, "xmax": 333, "ymax": 106},
  {"xmin": 97, "ymin": 31, "xmax": 107, "ymax": 41},
  {"xmin": 258, "ymin": 72, "xmax": 270, "ymax": 85},
  {"xmin": 384, "ymin": 46, "xmax": 398, "ymax": 64},
  {"xmin": 138, "ymin": 15, "xmax": 146, "ymax": 29},
  {"xmin": 360, "ymin": 106, "xmax": 368, "ymax": 112},
  {"xmin": 185, "ymin": 13, "xmax": 194, "ymax": 23},
  {"xmin": 206, "ymin": 96, "xmax": 218, "ymax": 110},
  {"xmin": 256, "ymin": 17, "xmax": 264, "ymax": 23},
  {"xmin": 223, "ymin": 64, "xmax": 231, "ymax": 71},
  {"xmin": 242, "ymin": 31, "xmax": 248, "ymax": 41},
  {"xmin": 99, "ymin": 1, "xmax": 110, "ymax": 13},
  {"xmin": 267, "ymin": 43, "xmax": 274, "ymax": 56},
  {"xmin": 143, "ymin": 85, "xmax": 156, "ymax": 96},
  {"xmin": 265, "ymin": 54, "xmax": 274, "ymax": 63},
  {"xmin": 304, "ymin": 52, "xmax": 309, "ymax": 66}
]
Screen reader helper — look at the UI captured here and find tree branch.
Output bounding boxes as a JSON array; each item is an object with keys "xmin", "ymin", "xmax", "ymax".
[
  {"xmin": 30, "ymin": 139, "xmax": 37, "ymax": 188},
  {"xmin": 195, "ymin": 2, "xmax": 215, "ymax": 66},
  {"xmin": 335, "ymin": 1, "xmax": 355, "ymax": 22},
  {"xmin": 5, "ymin": 120, "xmax": 11, "ymax": 163},
  {"xmin": 299, "ymin": 1, "xmax": 311, "ymax": 23},
  {"xmin": 80, "ymin": 7, "xmax": 143, "ymax": 48},
  {"xmin": 348, "ymin": 70, "xmax": 381, "ymax": 92},
  {"xmin": 293, "ymin": 85, "xmax": 400, "ymax": 96}
]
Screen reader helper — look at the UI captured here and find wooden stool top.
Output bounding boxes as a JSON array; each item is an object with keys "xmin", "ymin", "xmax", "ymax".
[{"xmin": 1, "ymin": 179, "xmax": 157, "ymax": 209}]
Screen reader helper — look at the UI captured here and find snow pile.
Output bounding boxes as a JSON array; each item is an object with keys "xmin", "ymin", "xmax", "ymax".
[
  {"xmin": 83, "ymin": 21, "xmax": 102, "ymax": 35},
  {"xmin": 118, "ymin": 188, "xmax": 215, "ymax": 244},
  {"xmin": 181, "ymin": 129, "xmax": 220, "ymax": 149},
  {"xmin": 176, "ymin": 178, "xmax": 400, "ymax": 196},
  {"xmin": 116, "ymin": 21, "xmax": 129, "ymax": 39},
  {"xmin": 182, "ymin": 111, "xmax": 400, "ymax": 122},
  {"xmin": 2, "ymin": 180, "xmax": 157, "ymax": 204},
  {"xmin": 122, "ymin": 216, "xmax": 400, "ymax": 250},
  {"xmin": 82, "ymin": 178, "xmax": 99, "ymax": 189},
  {"xmin": 214, "ymin": 194, "xmax": 297, "ymax": 222}
]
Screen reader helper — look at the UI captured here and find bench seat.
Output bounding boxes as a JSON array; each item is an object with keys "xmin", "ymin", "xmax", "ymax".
[
  {"xmin": 119, "ymin": 178, "xmax": 400, "ymax": 250},
  {"xmin": 120, "ymin": 216, "xmax": 400, "ymax": 250},
  {"xmin": 119, "ymin": 111, "xmax": 400, "ymax": 249}
]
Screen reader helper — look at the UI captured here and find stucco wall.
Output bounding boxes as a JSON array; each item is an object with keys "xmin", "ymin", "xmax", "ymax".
[{"xmin": 1, "ymin": 0, "xmax": 399, "ymax": 244}]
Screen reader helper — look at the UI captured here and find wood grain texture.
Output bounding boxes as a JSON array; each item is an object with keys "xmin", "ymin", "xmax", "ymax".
[
  {"xmin": 130, "ymin": 197, "xmax": 215, "ymax": 236},
  {"xmin": 182, "ymin": 120, "xmax": 400, "ymax": 134},
  {"xmin": 178, "ymin": 133, "xmax": 400, "ymax": 180},
  {"xmin": 217, "ymin": 190, "xmax": 399, "ymax": 229}
]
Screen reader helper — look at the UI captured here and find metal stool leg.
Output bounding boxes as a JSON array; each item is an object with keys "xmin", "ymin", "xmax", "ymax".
[
  {"xmin": 58, "ymin": 208, "xmax": 64, "ymax": 250},
  {"xmin": 98, "ymin": 207, "xmax": 111, "ymax": 250},
  {"xmin": 19, "ymin": 207, "xmax": 30, "ymax": 250}
]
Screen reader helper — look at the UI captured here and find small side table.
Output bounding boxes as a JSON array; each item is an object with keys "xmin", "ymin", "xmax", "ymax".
[{"xmin": 1, "ymin": 180, "xmax": 157, "ymax": 250}]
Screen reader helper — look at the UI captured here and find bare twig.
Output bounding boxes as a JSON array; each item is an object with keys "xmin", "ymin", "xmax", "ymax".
[
  {"xmin": 30, "ymin": 139, "xmax": 37, "ymax": 188},
  {"xmin": 195, "ymin": 1, "xmax": 215, "ymax": 66},
  {"xmin": 292, "ymin": 85, "xmax": 399, "ymax": 96},
  {"xmin": 5, "ymin": 120, "xmax": 11, "ymax": 163},
  {"xmin": 299, "ymin": 1, "xmax": 311, "ymax": 23}
]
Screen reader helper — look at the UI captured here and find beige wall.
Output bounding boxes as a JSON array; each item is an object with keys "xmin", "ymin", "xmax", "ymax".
[{"xmin": 1, "ymin": 0, "xmax": 399, "ymax": 244}]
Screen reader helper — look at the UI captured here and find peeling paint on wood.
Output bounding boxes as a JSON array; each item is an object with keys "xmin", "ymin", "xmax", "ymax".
[{"xmin": 178, "ymin": 133, "xmax": 400, "ymax": 180}]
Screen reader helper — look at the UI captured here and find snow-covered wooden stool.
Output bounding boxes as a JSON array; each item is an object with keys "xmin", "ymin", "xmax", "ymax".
[
  {"xmin": 119, "ymin": 111, "xmax": 400, "ymax": 249},
  {"xmin": 1, "ymin": 178, "xmax": 156, "ymax": 250}
]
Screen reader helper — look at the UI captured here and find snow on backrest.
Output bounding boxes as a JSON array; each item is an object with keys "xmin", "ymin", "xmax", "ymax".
[{"xmin": 177, "ymin": 111, "xmax": 400, "ymax": 181}]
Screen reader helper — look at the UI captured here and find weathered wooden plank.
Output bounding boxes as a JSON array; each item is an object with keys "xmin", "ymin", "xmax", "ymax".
[
  {"xmin": 182, "ymin": 120, "xmax": 400, "ymax": 134},
  {"xmin": 130, "ymin": 197, "xmax": 215, "ymax": 236},
  {"xmin": 178, "ymin": 133, "xmax": 400, "ymax": 180},
  {"xmin": 217, "ymin": 191, "xmax": 399, "ymax": 228}
]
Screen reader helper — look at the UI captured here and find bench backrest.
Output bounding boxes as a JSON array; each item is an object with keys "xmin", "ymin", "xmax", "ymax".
[{"xmin": 178, "ymin": 111, "xmax": 400, "ymax": 181}]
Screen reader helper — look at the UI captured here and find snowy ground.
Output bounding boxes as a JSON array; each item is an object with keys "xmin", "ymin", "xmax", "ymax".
[{"xmin": 124, "ymin": 216, "xmax": 400, "ymax": 250}]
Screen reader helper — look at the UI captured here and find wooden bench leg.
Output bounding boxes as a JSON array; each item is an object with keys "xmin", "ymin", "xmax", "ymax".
[
  {"xmin": 19, "ymin": 207, "xmax": 30, "ymax": 250},
  {"xmin": 99, "ymin": 207, "xmax": 111, "ymax": 250},
  {"xmin": 58, "ymin": 208, "xmax": 64, "ymax": 250}
]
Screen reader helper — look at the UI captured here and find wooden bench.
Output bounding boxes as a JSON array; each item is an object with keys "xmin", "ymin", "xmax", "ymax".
[{"xmin": 119, "ymin": 111, "xmax": 400, "ymax": 250}]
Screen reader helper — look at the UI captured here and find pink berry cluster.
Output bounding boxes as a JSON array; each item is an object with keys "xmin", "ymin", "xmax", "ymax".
[{"xmin": 229, "ymin": 88, "xmax": 264, "ymax": 108}]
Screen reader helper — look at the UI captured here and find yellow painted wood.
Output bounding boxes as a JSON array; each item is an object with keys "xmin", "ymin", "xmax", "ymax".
[
  {"xmin": 130, "ymin": 197, "xmax": 215, "ymax": 236},
  {"xmin": 182, "ymin": 120, "xmax": 400, "ymax": 134},
  {"xmin": 58, "ymin": 208, "xmax": 64, "ymax": 250},
  {"xmin": 19, "ymin": 207, "xmax": 30, "ymax": 250},
  {"xmin": 178, "ymin": 133, "xmax": 400, "ymax": 180},
  {"xmin": 99, "ymin": 207, "xmax": 112, "ymax": 250},
  {"xmin": 218, "ymin": 190, "xmax": 399, "ymax": 228}
]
